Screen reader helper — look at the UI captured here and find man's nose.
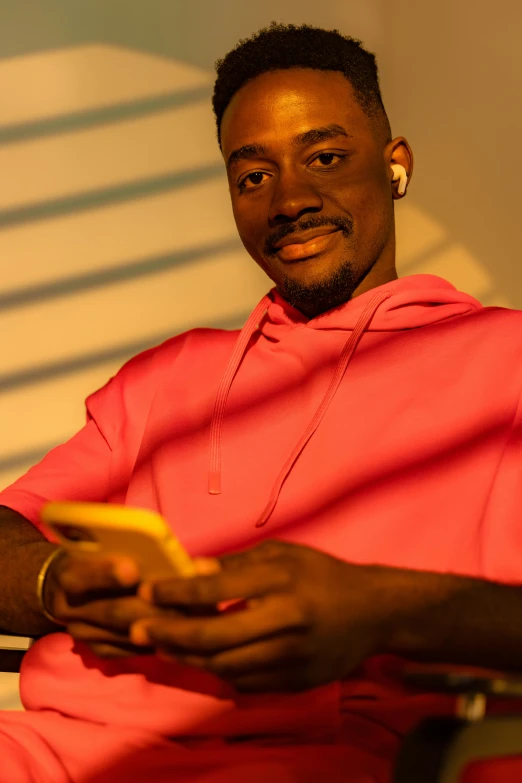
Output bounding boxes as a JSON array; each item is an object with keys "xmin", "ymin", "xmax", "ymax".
[{"xmin": 268, "ymin": 171, "xmax": 323, "ymax": 224}]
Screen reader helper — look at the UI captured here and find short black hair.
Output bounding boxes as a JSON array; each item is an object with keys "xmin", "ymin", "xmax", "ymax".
[{"xmin": 213, "ymin": 22, "xmax": 390, "ymax": 146}]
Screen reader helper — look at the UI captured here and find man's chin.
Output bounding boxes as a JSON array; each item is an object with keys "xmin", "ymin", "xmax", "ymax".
[{"xmin": 277, "ymin": 261, "xmax": 361, "ymax": 318}]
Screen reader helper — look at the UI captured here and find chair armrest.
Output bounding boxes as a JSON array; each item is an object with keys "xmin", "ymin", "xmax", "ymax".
[
  {"xmin": 395, "ymin": 713, "xmax": 522, "ymax": 783},
  {"xmin": 0, "ymin": 633, "xmax": 32, "ymax": 673},
  {"xmin": 438, "ymin": 716, "xmax": 522, "ymax": 783},
  {"xmin": 0, "ymin": 634, "xmax": 32, "ymax": 652},
  {"xmin": 394, "ymin": 664, "xmax": 522, "ymax": 783},
  {"xmin": 402, "ymin": 663, "xmax": 522, "ymax": 699}
]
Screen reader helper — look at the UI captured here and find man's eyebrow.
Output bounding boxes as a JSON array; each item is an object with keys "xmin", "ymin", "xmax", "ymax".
[
  {"xmin": 226, "ymin": 125, "xmax": 352, "ymax": 169},
  {"xmin": 293, "ymin": 124, "xmax": 353, "ymax": 147},
  {"xmin": 227, "ymin": 143, "xmax": 269, "ymax": 169}
]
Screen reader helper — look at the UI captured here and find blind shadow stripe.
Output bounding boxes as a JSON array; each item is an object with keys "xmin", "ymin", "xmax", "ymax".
[
  {"xmin": 0, "ymin": 237, "xmax": 243, "ymax": 311},
  {"xmin": 0, "ymin": 85, "xmax": 213, "ymax": 146},
  {"xmin": 0, "ymin": 163, "xmax": 224, "ymax": 228},
  {"xmin": 0, "ymin": 445, "xmax": 61, "ymax": 474},
  {"xmin": 0, "ymin": 310, "xmax": 252, "ymax": 394}
]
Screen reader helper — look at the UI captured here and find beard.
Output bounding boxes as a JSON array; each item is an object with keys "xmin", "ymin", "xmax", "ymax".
[{"xmin": 278, "ymin": 258, "xmax": 361, "ymax": 317}]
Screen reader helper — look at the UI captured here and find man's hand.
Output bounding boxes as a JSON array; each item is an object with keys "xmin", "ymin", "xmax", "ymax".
[
  {"xmin": 130, "ymin": 540, "xmax": 395, "ymax": 692},
  {"xmin": 45, "ymin": 551, "xmax": 162, "ymax": 658}
]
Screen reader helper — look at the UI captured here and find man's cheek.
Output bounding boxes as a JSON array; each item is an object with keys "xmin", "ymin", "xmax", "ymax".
[{"xmin": 356, "ymin": 188, "xmax": 390, "ymax": 229}]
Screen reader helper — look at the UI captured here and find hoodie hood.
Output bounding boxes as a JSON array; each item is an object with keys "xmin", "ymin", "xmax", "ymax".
[
  {"xmin": 208, "ymin": 274, "xmax": 483, "ymax": 525},
  {"xmin": 262, "ymin": 274, "xmax": 482, "ymax": 335}
]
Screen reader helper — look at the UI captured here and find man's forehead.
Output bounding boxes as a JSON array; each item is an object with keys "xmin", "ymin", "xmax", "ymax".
[{"xmin": 220, "ymin": 69, "xmax": 365, "ymax": 155}]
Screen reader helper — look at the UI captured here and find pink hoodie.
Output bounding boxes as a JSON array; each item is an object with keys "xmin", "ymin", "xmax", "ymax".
[{"xmin": 1, "ymin": 274, "xmax": 522, "ymax": 780}]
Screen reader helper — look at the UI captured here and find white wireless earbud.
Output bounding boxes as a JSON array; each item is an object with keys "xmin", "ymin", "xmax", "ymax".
[{"xmin": 391, "ymin": 164, "xmax": 408, "ymax": 196}]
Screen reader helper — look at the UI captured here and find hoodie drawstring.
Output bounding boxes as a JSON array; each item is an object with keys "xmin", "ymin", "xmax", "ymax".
[
  {"xmin": 254, "ymin": 290, "xmax": 391, "ymax": 527},
  {"xmin": 208, "ymin": 290, "xmax": 391, "ymax": 526},
  {"xmin": 208, "ymin": 295, "xmax": 271, "ymax": 494}
]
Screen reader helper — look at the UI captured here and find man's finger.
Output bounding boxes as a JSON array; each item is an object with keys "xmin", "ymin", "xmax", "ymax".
[
  {"xmin": 192, "ymin": 557, "xmax": 221, "ymax": 576},
  {"xmin": 131, "ymin": 595, "xmax": 307, "ymax": 653},
  {"xmin": 178, "ymin": 633, "xmax": 307, "ymax": 678},
  {"xmin": 218, "ymin": 541, "xmax": 291, "ymax": 571},
  {"xmin": 68, "ymin": 623, "xmax": 155, "ymax": 658},
  {"xmin": 63, "ymin": 596, "xmax": 162, "ymax": 632},
  {"xmin": 145, "ymin": 560, "xmax": 294, "ymax": 609},
  {"xmin": 87, "ymin": 643, "xmax": 145, "ymax": 659},
  {"xmin": 58, "ymin": 553, "xmax": 140, "ymax": 599}
]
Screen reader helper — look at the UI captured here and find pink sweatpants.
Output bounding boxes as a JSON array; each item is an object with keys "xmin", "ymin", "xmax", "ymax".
[{"xmin": 0, "ymin": 710, "xmax": 391, "ymax": 783}]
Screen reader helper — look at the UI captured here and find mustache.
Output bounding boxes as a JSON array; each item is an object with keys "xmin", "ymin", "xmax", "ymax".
[{"xmin": 264, "ymin": 215, "xmax": 354, "ymax": 257}]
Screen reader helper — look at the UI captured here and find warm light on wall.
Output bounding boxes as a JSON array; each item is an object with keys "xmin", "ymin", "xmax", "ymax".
[
  {"xmin": 0, "ymin": 44, "xmax": 268, "ymax": 490},
  {"xmin": 0, "ymin": 41, "xmax": 511, "ymax": 492}
]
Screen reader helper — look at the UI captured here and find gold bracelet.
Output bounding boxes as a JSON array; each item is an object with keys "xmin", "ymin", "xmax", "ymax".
[{"xmin": 36, "ymin": 548, "xmax": 66, "ymax": 625}]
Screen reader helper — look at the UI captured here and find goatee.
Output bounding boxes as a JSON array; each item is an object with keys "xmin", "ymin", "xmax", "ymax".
[{"xmin": 279, "ymin": 260, "xmax": 360, "ymax": 317}]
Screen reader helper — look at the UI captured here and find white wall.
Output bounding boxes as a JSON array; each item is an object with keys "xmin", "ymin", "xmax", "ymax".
[
  {"xmin": 0, "ymin": 43, "xmax": 268, "ymax": 489},
  {"xmin": 0, "ymin": 1, "xmax": 388, "ymax": 490},
  {"xmin": 383, "ymin": 0, "xmax": 522, "ymax": 310},
  {"xmin": 1, "ymin": 0, "xmax": 520, "ymax": 494}
]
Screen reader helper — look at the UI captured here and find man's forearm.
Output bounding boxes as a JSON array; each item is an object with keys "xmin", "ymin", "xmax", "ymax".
[
  {"xmin": 381, "ymin": 565, "xmax": 522, "ymax": 671},
  {"xmin": 0, "ymin": 507, "xmax": 58, "ymax": 635}
]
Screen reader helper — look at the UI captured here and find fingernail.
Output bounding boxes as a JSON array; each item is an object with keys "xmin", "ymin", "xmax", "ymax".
[
  {"xmin": 130, "ymin": 623, "xmax": 150, "ymax": 646},
  {"xmin": 138, "ymin": 582, "xmax": 153, "ymax": 603},
  {"xmin": 113, "ymin": 559, "xmax": 139, "ymax": 586},
  {"xmin": 192, "ymin": 557, "xmax": 221, "ymax": 576}
]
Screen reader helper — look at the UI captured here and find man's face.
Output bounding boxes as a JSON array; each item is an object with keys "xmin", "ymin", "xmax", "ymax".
[{"xmin": 220, "ymin": 68, "xmax": 411, "ymax": 316}]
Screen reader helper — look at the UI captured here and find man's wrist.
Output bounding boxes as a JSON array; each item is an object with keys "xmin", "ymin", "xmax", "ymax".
[
  {"xmin": 37, "ymin": 548, "xmax": 66, "ymax": 626},
  {"xmin": 376, "ymin": 566, "xmax": 472, "ymax": 659}
]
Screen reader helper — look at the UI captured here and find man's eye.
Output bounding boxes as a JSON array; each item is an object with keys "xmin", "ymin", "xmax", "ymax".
[
  {"xmin": 310, "ymin": 153, "xmax": 344, "ymax": 167},
  {"xmin": 239, "ymin": 172, "xmax": 268, "ymax": 190}
]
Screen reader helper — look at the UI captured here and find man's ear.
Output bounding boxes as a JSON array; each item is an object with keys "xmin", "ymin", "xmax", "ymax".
[{"xmin": 386, "ymin": 137, "xmax": 414, "ymax": 199}]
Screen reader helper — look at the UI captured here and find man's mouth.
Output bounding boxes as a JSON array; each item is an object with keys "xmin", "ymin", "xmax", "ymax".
[{"xmin": 273, "ymin": 227, "xmax": 342, "ymax": 262}]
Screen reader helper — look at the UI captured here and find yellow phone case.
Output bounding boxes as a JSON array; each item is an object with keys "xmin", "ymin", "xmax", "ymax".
[{"xmin": 41, "ymin": 502, "xmax": 194, "ymax": 579}]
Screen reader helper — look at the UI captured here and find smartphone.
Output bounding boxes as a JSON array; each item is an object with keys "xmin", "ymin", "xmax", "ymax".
[{"xmin": 40, "ymin": 501, "xmax": 194, "ymax": 580}]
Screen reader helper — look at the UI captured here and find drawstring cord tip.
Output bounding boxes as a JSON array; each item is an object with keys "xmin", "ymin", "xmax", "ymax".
[{"xmin": 208, "ymin": 472, "xmax": 221, "ymax": 495}]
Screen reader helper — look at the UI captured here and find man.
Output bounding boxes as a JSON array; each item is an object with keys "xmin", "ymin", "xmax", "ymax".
[{"xmin": 0, "ymin": 21, "xmax": 521, "ymax": 782}]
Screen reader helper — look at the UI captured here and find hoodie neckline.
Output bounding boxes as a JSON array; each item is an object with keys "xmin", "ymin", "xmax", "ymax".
[
  {"xmin": 207, "ymin": 287, "xmax": 393, "ymax": 522},
  {"xmin": 207, "ymin": 274, "xmax": 483, "ymax": 526},
  {"xmin": 264, "ymin": 274, "xmax": 482, "ymax": 333}
]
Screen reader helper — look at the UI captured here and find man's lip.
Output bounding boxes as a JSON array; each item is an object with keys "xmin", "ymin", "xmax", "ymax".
[
  {"xmin": 274, "ymin": 229, "xmax": 342, "ymax": 263},
  {"xmin": 272, "ymin": 226, "xmax": 340, "ymax": 250}
]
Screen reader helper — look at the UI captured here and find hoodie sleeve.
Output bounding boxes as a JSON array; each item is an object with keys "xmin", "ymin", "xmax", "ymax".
[
  {"xmin": 0, "ymin": 335, "xmax": 187, "ymax": 536},
  {"xmin": 0, "ymin": 386, "xmax": 119, "ymax": 536},
  {"xmin": 479, "ymin": 385, "xmax": 522, "ymax": 585}
]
